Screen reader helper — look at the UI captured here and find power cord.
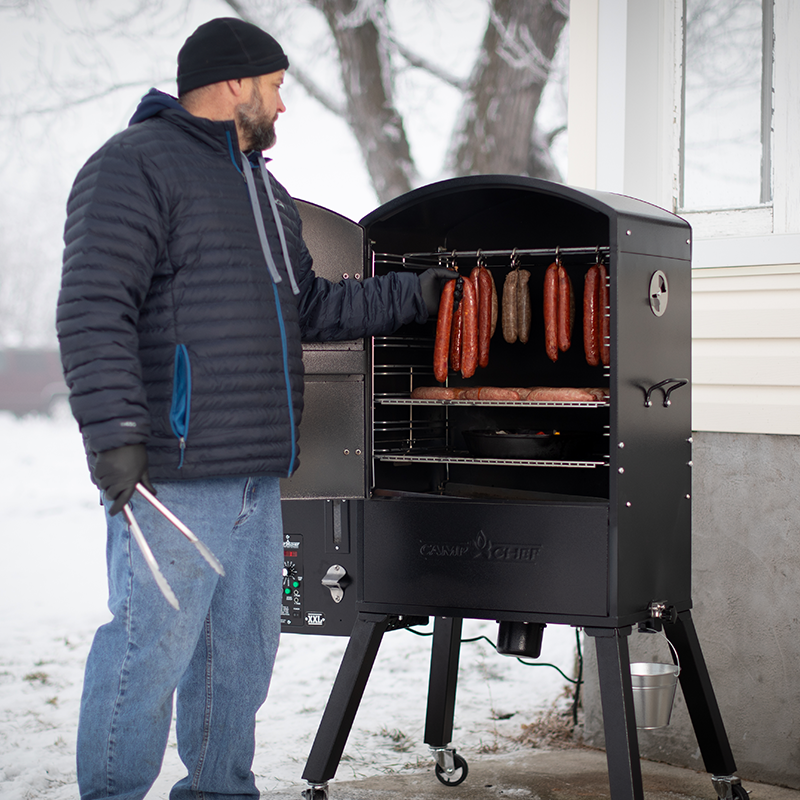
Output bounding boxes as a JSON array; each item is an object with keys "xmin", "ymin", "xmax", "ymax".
[{"xmin": 405, "ymin": 625, "xmax": 585, "ymax": 725}]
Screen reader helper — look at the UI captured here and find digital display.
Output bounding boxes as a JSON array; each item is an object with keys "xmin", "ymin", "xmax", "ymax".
[{"xmin": 284, "ymin": 550, "xmax": 298, "ymax": 557}]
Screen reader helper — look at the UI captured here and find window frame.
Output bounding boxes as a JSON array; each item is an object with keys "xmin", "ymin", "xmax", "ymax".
[
  {"xmin": 681, "ymin": 0, "xmax": 800, "ymax": 263},
  {"xmin": 567, "ymin": 0, "xmax": 800, "ymax": 267}
]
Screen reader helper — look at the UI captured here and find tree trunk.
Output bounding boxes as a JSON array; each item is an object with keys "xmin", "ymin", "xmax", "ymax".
[
  {"xmin": 447, "ymin": 0, "xmax": 568, "ymax": 179},
  {"xmin": 309, "ymin": 0, "xmax": 417, "ymax": 203}
]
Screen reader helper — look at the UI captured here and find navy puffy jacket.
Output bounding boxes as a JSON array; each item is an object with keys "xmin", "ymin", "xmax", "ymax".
[{"xmin": 57, "ymin": 89, "xmax": 426, "ymax": 482}]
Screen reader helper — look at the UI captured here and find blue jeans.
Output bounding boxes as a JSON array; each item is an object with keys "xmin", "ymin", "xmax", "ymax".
[{"xmin": 77, "ymin": 476, "xmax": 283, "ymax": 800}]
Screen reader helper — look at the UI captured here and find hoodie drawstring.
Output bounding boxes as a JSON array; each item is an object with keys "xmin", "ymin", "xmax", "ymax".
[
  {"xmin": 257, "ymin": 154, "xmax": 300, "ymax": 295},
  {"xmin": 239, "ymin": 151, "xmax": 300, "ymax": 295},
  {"xmin": 241, "ymin": 151, "xmax": 284, "ymax": 286}
]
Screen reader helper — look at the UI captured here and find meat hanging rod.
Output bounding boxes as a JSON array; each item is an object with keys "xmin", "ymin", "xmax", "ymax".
[{"xmin": 374, "ymin": 245, "xmax": 610, "ymax": 268}]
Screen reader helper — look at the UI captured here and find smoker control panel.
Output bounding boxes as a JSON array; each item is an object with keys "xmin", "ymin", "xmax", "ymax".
[
  {"xmin": 281, "ymin": 534, "xmax": 304, "ymax": 626},
  {"xmin": 280, "ymin": 499, "xmax": 361, "ymax": 636}
]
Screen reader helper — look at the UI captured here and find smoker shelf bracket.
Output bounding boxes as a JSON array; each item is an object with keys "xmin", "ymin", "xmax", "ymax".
[
  {"xmin": 321, "ymin": 565, "xmax": 349, "ymax": 603},
  {"xmin": 643, "ymin": 378, "xmax": 688, "ymax": 408}
]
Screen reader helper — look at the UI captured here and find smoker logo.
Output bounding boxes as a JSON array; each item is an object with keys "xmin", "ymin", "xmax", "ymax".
[
  {"xmin": 306, "ymin": 613, "xmax": 325, "ymax": 626},
  {"xmin": 283, "ymin": 538, "xmax": 301, "ymax": 549},
  {"xmin": 420, "ymin": 531, "xmax": 541, "ymax": 563}
]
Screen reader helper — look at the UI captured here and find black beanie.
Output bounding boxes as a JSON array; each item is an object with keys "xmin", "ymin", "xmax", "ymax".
[{"xmin": 177, "ymin": 17, "xmax": 289, "ymax": 95}]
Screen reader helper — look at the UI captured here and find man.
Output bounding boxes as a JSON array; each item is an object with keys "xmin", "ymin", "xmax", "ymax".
[{"xmin": 57, "ymin": 17, "xmax": 448, "ymax": 800}]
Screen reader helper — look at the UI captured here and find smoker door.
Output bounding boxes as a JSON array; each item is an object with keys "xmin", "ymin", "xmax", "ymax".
[{"xmin": 280, "ymin": 200, "xmax": 368, "ymax": 500}]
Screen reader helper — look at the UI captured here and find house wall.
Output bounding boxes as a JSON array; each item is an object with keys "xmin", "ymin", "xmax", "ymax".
[
  {"xmin": 569, "ymin": 1, "xmax": 800, "ymax": 786},
  {"xmin": 581, "ymin": 430, "xmax": 800, "ymax": 789}
]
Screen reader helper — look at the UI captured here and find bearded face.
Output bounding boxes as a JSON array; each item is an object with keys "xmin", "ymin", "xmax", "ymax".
[{"xmin": 235, "ymin": 79, "xmax": 277, "ymax": 151}]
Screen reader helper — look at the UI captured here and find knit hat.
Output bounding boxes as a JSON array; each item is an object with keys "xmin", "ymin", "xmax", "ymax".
[{"xmin": 177, "ymin": 17, "xmax": 289, "ymax": 95}]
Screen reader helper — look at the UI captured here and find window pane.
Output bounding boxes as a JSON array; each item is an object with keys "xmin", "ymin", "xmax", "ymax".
[{"xmin": 682, "ymin": 0, "xmax": 769, "ymax": 211}]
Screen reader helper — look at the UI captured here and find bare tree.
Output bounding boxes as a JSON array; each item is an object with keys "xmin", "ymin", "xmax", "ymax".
[
  {"xmin": 3, "ymin": 0, "xmax": 568, "ymax": 204},
  {"xmin": 220, "ymin": 0, "xmax": 568, "ymax": 201},
  {"xmin": 447, "ymin": 0, "xmax": 567, "ymax": 179}
]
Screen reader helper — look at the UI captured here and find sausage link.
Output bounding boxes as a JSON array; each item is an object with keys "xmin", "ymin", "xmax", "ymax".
[
  {"xmin": 528, "ymin": 387, "xmax": 596, "ymax": 402},
  {"xmin": 544, "ymin": 262, "xmax": 559, "ymax": 361},
  {"xmin": 557, "ymin": 263, "xmax": 573, "ymax": 352},
  {"xmin": 598, "ymin": 262, "xmax": 610, "ymax": 366},
  {"xmin": 489, "ymin": 271, "xmax": 498, "ymax": 336},
  {"xmin": 460, "ymin": 276, "xmax": 478, "ymax": 378},
  {"xmin": 433, "ymin": 278, "xmax": 455, "ymax": 383},
  {"xmin": 516, "ymin": 268, "xmax": 531, "ymax": 344},
  {"xmin": 449, "ymin": 299, "xmax": 463, "ymax": 372},
  {"xmin": 477, "ymin": 267, "xmax": 493, "ymax": 367},
  {"xmin": 411, "ymin": 386, "xmax": 464, "ymax": 399},
  {"xmin": 470, "ymin": 266, "xmax": 481, "ymax": 310},
  {"xmin": 461, "ymin": 386, "xmax": 521, "ymax": 401},
  {"xmin": 502, "ymin": 270, "xmax": 519, "ymax": 343},
  {"xmin": 583, "ymin": 264, "xmax": 600, "ymax": 366}
]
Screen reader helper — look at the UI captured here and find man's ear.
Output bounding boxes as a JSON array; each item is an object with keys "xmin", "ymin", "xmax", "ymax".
[{"xmin": 224, "ymin": 78, "xmax": 246, "ymax": 98}]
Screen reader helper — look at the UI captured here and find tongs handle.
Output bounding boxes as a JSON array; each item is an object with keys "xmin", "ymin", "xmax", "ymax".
[
  {"xmin": 135, "ymin": 483, "xmax": 226, "ymax": 577},
  {"xmin": 123, "ymin": 505, "xmax": 180, "ymax": 610}
]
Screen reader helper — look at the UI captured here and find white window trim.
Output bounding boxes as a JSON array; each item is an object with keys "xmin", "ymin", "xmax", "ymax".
[{"xmin": 568, "ymin": 0, "xmax": 800, "ymax": 262}]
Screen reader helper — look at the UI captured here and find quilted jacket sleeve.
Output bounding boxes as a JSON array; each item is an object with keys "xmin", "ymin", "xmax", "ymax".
[
  {"xmin": 57, "ymin": 140, "xmax": 167, "ymax": 455},
  {"xmin": 295, "ymin": 247, "xmax": 428, "ymax": 342}
]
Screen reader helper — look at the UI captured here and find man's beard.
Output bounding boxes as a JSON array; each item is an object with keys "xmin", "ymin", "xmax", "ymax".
[{"xmin": 236, "ymin": 84, "xmax": 277, "ymax": 151}]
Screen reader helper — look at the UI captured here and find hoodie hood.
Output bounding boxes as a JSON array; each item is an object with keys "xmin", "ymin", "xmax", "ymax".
[{"xmin": 129, "ymin": 88, "xmax": 186, "ymax": 126}]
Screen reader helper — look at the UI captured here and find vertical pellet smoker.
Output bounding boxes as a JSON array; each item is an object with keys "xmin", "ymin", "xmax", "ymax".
[{"xmin": 279, "ymin": 176, "xmax": 746, "ymax": 800}]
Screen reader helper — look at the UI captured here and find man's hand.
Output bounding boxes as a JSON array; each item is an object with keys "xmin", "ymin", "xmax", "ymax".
[
  {"xmin": 419, "ymin": 268, "xmax": 457, "ymax": 318},
  {"xmin": 93, "ymin": 444, "xmax": 155, "ymax": 516}
]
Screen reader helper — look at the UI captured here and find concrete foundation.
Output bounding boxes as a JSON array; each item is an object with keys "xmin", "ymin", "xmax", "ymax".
[{"xmin": 582, "ymin": 431, "xmax": 800, "ymax": 789}]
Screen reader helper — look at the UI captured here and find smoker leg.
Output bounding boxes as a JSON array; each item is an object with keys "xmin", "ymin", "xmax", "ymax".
[
  {"xmin": 586, "ymin": 626, "xmax": 644, "ymax": 800},
  {"xmin": 424, "ymin": 617, "xmax": 462, "ymax": 747},
  {"xmin": 424, "ymin": 617, "xmax": 469, "ymax": 786},
  {"xmin": 301, "ymin": 612, "xmax": 393, "ymax": 790},
  {"xmin": 663, "ymin": 609, "xmax": 739, "ymax": 778}
]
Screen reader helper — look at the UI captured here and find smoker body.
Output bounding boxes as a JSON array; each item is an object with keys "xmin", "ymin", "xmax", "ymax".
[
  {"xmin": 280, "ymin": 177, "xmax": 742, "ymax": 800},
  {"xmin": 282, "ymin": 175, "xmax": 692, "ymax": 633}
]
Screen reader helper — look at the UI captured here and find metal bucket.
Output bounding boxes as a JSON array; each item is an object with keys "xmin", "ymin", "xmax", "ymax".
[{"xmin": 630, "ymin": 632, "xmax": 681, "ymax": 729}]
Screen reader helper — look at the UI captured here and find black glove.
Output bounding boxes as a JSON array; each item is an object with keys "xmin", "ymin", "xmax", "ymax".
[
  {"xmin": 93, "ymin": 444, "xmax": 155, "ymax": 517},
  {"xmin": 419, "ymin": 268, "xmax": 457, "ymax": 318}
]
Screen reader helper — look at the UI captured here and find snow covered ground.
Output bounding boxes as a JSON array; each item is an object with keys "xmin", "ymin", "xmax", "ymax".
[{"xmin": 0, "ymin": 412, "xmax": 579, "ymax": 799}]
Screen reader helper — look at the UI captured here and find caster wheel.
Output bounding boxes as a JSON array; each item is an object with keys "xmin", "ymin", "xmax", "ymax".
[
  {"xmin": 731, "ymin": 785, "xmax": 749, "ymax": 800},
  {"xmin": 302, "ymin": 786, "xmax": 328, "ymax": 800},
  {"xmin": 434, "ymin": 753, "xmax": 469, "ymax": 786}
]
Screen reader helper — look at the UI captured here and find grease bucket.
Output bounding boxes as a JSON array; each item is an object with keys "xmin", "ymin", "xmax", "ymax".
[{"xmin": 630, "ymin": 632, "xmax": 680, "ymax": 729}]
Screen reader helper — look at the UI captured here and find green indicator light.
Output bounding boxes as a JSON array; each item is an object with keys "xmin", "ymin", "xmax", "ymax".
[
  {"xmin": 284, "ymin": 588, "xmax": 291, "ymax": 595},
  {"xmin": 293, "ymin": 581, "xmax": 299, "ymax": 588}
]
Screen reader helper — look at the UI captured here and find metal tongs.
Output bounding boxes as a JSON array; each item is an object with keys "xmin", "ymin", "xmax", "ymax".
[{"xmin": 122, "ymin": 482, "xmax": 226, "ymax": 610}]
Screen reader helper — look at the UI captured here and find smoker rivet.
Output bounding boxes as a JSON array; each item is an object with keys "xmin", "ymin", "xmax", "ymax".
[
  {"xmin": 618, "ymin": 467, "xmax": 625, "ymax": 474},
  {"xmin": 626, "ymin": 501, "xmax": 632, "ymax": 507},
  {"xmin": 618, "ymin": 442, "xmax": 625, "ymax": 449},
  {"xmin": 355, "ymin": 449, "xmax": 362, "ymax": 455},
  {"xmin": 355, "ymin": 273, "xmax": 361, "ymax": 280},
  {"xmin": 626, "ymin": 230, "xmax": 632, "ymax": 236},
  {"xmin": 686, "ymin": 494, "xmax": 691, "ymax": 499},
  {"xmin": 687, "ymin": 460, "xmax": 693, "ymax": 467},
  {"xmin": 342, "ymin": 273, "xmax": 349, "ymax": 279},
  {"xmin": 686, "ymin": 239, "xmax": 691, "ymax": 245},
  {"xmin": 343, "ymin": 449, "xmax": 350, "ymax": 456},
  {"xmin": 687, "ymin": 436, "xmax": 693, "ymax": 443}
]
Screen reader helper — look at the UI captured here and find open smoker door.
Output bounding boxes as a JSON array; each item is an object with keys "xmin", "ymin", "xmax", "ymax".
[{"xmin": 280, "ymin": 199, "xmax": 367, "ymax": 636}]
